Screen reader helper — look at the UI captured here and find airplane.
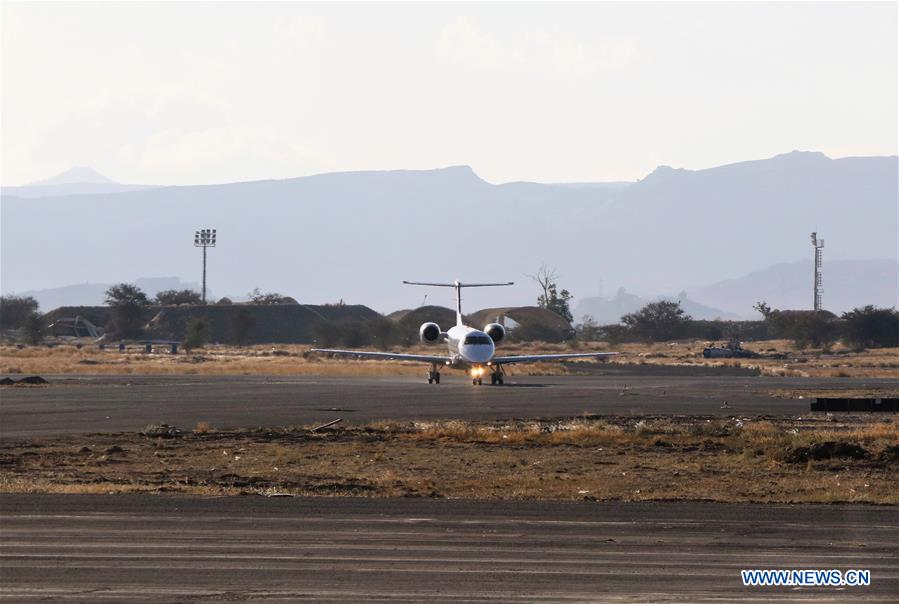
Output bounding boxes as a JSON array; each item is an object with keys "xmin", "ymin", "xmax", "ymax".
[{"xmin": 312, "ymin": 280, "xmax": 617, "ymax": 385}]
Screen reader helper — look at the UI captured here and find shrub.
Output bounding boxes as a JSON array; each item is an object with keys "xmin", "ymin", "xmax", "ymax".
[
  {"xmin": 841, "ymin": 306, "xmax": 899, "ymax": 349},
  {"xmin": 597, "ymin": 323, "xmax": 632, "ymax": 344},
  {"xmin": 621, "ymin": 300, "xmax": 692, "ymax": 341},
  {"xmin": 22, "ymin": 312, "xmax": 46, "ymax": 345},
  {"xmin": 183, "ymin": 318, "xmax": 210, "ymax": 351},
  {"xmin": 312, "ymin": 320, "xmax": 342, "ymax": 347},
  {"xmin": 575, "ymin": 315, "xmax": 601, "ymax": 341},
  {"xmin": 104, "ymin": 284, "xmax": 150, "ymax": 338},
  {"xmin": 342, "ymin": 321, "xmax": 369, "ymax": 348},
  {"xmin": 0, "ymin": 295, "xmax": 39, "ymax": 330},
  {"xmin": 155, "ymin": 289, "xmax": 202, "ymax": 305},
  {"xmin": 247, "ymin": 288, "xmax": 296, "ymax": 305},
  {"xmin": 369, "ymin": 318, "xmax": 399, "ymax": 350},
  {"xmin": 756, "ymin": 305, "xmax": 840, "ymax": 349},
  {"xmin": 231, "ymin": 308, "xmax": 255, "ymax": 346},
  {"xmin": 784, "ymin": 312, "xmax": 840, "ymax": 349}
]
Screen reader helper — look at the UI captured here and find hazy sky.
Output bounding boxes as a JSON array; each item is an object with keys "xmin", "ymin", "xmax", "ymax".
[{"xmin": 2, "ymin": 2, "xmax": 896, "ymax": 186}]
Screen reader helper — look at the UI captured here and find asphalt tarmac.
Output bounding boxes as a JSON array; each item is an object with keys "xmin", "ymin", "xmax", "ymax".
[
  {"xmin": 2, "ymin": 367, "xmax": 896, "ymax": 438},
  {"xmin": 1, "ymin": 494, "xmax": 896, "ymax": 602}
]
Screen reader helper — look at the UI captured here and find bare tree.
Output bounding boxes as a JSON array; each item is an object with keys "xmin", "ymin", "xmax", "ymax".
[
  {"xmin": 526, "ymin": 263, "xmax": 574, "ymax": 323},
  {"xmin": 526, "ymin": 263, "xmax": 557, "ymax": 304}
]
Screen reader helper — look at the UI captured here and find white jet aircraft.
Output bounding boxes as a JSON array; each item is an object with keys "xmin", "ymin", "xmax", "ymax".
[{"xmin": 312, "ymin": 281, "xmax": 617, "ymax": 385}]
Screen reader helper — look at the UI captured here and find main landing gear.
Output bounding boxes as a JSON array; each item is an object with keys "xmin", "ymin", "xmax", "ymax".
[{"xmin": 428, "ymin": 365, "xmax": 504, "ymax": 386}]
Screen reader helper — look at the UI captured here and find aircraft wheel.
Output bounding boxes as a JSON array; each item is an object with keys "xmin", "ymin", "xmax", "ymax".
[
  {"xmin": 498, "ymin": 376, "xmax": 504, "ymax": 385},
  {"xmin": 435, "ymin": 373, "xmax": 440, "ymax": 384},
  {"xmin": 490, "ymin": 374, "xmax": 497, "ymax": 385},
  {"xmin": 477, "ymin": 378, "xmax": 483, "ymax": 386},
  {"xmin": 472, "ymin": 379, "xmax": 478, "ymax": 386},
  {"xmin": 428, "ymin": 378, "xmax": 433, "ymax": 384}
]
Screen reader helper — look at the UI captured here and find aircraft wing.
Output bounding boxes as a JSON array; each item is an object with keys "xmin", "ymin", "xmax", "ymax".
[
  {"xmin": 492, "ymin": 352, "xmax": 618, "ymax": 365},
  {"xmin": 311, "ymin": 349, "xmax": 453, "ymax": 364}
]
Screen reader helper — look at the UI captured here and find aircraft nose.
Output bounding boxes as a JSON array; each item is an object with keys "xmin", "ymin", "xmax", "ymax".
[{"xmin": 462, "ymin": 344, "xmax": 493, "ymax": 363}]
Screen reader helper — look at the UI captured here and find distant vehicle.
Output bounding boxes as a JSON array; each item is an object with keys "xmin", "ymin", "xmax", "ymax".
[
  {"xmin": 312, "ymin": 280, "xmax": 617, "ymax": 385},
  {"xmin": 702, "ymin": 339, "xmax": 757, "ymax": 359}
]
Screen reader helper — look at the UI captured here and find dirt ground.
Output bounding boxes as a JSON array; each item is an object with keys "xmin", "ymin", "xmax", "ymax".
[
  {"xmin": 2, "ymin": 415, "xmax": 896, "ymax": 504},
  {"xmin": 611, "ymin": 340, "xmax": 899, "ymax": 379},
  {"xmin": 2, "ymin": 340, "xmax": 897, "ymax": 379}
]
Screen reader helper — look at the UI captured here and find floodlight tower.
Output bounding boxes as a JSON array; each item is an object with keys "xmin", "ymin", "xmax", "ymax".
[
  {"xmin": 810, "ymin": 232, "xmax": 824, "ymax": 311},
  {"xmin": 194, "ymin": 228, "xmax": 217, "ymax": 304}
]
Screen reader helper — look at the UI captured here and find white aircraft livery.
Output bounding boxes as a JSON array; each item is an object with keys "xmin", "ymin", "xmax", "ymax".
[{"xmin": 312, "ymin": 281, "xmax": 617, "ymax": 385}]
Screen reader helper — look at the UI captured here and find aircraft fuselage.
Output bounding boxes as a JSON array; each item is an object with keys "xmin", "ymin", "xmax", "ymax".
[{"xmin": 445, "ymin": 325, "xmax": 495, "ymax": 367}]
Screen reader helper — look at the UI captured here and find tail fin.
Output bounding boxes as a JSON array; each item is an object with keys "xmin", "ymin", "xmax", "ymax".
[{"xmin": 404, "ymin": 280, "xmax": 514, "ymax": 326}]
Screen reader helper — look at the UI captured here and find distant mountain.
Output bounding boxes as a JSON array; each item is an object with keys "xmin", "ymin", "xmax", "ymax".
[
  {"xmin": 693, "ymin": 259, "xmax": 898, "ymax": 317},
  {"xmin": 2, "ymin": 152, "xmax": 895, "ymax": 312},
  {"xmin": 1, "ymin": 166, "xmax": 160, "ymax": 198},
  {"xmin": 575, "ymin": 258, "xmax": 899, "ymax": 322},
  {"xmin": 550, "ymin": 181, "xmax": 633, "ymax": 190},
  {"xmin": 610, "ymin": 151, "xmax": 897, "ymax": 291},
  {"xmin": 17, "ymin": 277, "xmax": 205, "ymax": 312},
  {"xmin": 575, "ymin": 288, "xmax": 740, "ymax": 325},
  {"xmin": 31, "ymin": 166, "xmax": 116, "ymax": 185}
]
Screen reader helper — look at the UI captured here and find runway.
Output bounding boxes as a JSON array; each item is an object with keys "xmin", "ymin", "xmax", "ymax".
[
  {"xmin": 1, "ymin": 494, "xmax": 896, "ymax": 602},
  {"xmin": 2, "ymin": 367, "xmax": 896, "ymax": 438}
]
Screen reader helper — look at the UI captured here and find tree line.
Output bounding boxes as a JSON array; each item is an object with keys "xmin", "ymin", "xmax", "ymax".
[
  {"xmin": 530, "ymin": 267, "xmax": 897, "ymax": 350},
  {"xmin": 577, "ymin": 299, "xmax": 897, "ymax": 350},
  {"xmin": 0, "ymin": 284, "xmax": 291, "ymax": 345},
  {"xmin": 2, "ymin": 276, "xmax": 896, "ymax": 351}
]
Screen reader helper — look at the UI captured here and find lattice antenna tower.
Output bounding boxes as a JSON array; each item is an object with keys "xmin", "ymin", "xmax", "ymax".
[{"xmin": 810, "ymin": 232, "xmax": 824, "ymax": 311}]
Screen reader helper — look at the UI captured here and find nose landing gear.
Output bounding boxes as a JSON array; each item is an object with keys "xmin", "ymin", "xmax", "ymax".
[{"xmin": 469, "ymin": 367, "xmax": 504, "ymax": 385}]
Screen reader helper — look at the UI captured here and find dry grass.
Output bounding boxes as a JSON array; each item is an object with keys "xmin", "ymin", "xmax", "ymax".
[
  {"xmin": 0, "ymin": 344, "xmax": 432, "ymax": 377},
  {"xmin": 193, "ymin": 421, "xmax": 215, "ymax": 434},
  {"xmin": 2, "ymin": 415, "xmax": 896, "ymax": 504},
  {"xmin": 770, "ymin": 387, "xmax": 899, "ymax": 399},
  {"xmin": 598, "ymin": 340, "xmax": 899, "ymax": 379},
  {"xmin": 2, "ymin": 340, "xmax": 897, "ymax": 379}
]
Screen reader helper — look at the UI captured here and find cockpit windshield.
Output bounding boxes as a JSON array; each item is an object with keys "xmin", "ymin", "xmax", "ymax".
[{"xmin": 464, "ymin": 335, "xmax": 493, "ymax": 345}]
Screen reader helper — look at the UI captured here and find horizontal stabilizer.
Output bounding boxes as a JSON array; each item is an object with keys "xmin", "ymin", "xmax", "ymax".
[
  {"xmin": 403, "ymin": 281, "xmax": 514, "ymax": 288},
  {"xmin": 403, "ymin": 280, "xmax": 514, "ymax": 327}
]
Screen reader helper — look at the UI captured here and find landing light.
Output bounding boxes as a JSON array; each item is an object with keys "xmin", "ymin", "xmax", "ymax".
[{"xmin": 470, "ymin": 367, "xmax": 485, "ymax": 377}]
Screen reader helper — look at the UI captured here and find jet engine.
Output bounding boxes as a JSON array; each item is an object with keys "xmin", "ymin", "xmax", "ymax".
[
  {"xmin": 484, "ymin": 323, "xmax": 505, "ymax": 344},
  {"xmin": 419, "ymin": 322, "xmax": 442, "ymax": 344}
]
